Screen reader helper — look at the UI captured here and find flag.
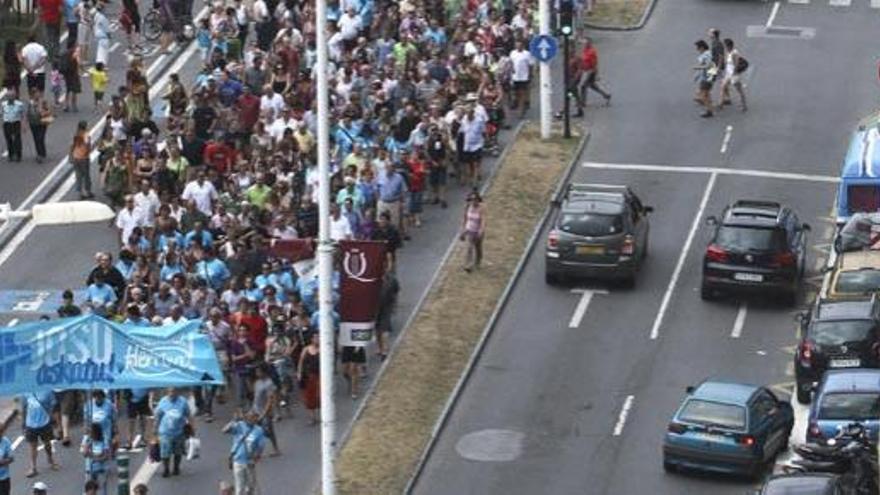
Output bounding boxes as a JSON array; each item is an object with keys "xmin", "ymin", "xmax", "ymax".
[
  {"xmin": 338, "ymin": 240, "xmax": 386, "ymax": 347},
  {"xmin": 268, "ymin": 239, "xmax": 315, "ymax": 262}
]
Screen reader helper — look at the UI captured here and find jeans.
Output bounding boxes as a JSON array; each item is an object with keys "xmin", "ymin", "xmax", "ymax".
[
  {"xmin": 72, "ymin": 158, "xmax": 92, "ymax": 196},
  {"xmin": 29, "ymin": 123, "xmax": 46, "ymax": 158},
  {"xmin": 2, "ymin": 121, "xmax": 21, "ymax": 161},
  {"xmin": 193, "ymin": 385, "xmax": 216, "ymax": 416},
  {"xmin": 43, "ymin": 22, "xmax": 61, "ymax": 63},
  {"xmin": 233, "ymin": 462, "xmax": 260, "ymax": 495}
]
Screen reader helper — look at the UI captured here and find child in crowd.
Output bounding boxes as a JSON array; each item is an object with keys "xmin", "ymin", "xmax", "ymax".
[
  {"xmin": 88, "ymin": 62, "xmax": 109, "ymax": 112},
  {"xmin": 50, "ymin": 64, "xmax": 65, "ymax": 107}
]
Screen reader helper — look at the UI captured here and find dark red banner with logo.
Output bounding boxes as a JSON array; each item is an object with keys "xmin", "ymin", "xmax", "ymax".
[
  {"xmin": 268, "ymin": 239, "xmax": 315, "ymax": 262},
  {"xmin": 339, "ymin": 240, "xmax": 387, "ymax": 324}
]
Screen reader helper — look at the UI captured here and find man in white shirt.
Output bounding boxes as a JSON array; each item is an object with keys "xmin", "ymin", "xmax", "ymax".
[
  {"xmin": 509, "ymin": 40, "xmax": 534, "ymax": 116},
  {"xmin": 260, "ymin": 85, "xmax": 285, "ymax": 120},
  {"xmin": 269, "ymin": 108, "xmax": 301, "ymax": 143},
  {"xmin": 181, "ymin": 171, "xmax": 219, "ymax": 216},
  {"xmin": 132, "ymin": 180, "xmax": 161, "ymax": 227},
  {"xmin": 460, "ymin": 106, "xmax": 486, "ymax": 186},
  {"xmin": 92, "ymin": 1, "xmax": 110, "ymax": 65},
  {"xmin": 20, "ymin": 36, "xmax": 48, "ymax": 93},
  {"xmin": 329, "ymin": 204, "xmax": 353, "ymax": 241},
  {"xmin": 116, "ymin": 196, "xmax": 145, "ymax": 246},
  {"xmin": 337, "ymin": 7, "xmax": 362, "ymax": 43}
]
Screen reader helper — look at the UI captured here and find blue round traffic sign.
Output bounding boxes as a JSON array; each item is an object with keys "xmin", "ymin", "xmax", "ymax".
[{"xmin": 529, "ymin": 35, "xmax": 559, "ymax": 63}]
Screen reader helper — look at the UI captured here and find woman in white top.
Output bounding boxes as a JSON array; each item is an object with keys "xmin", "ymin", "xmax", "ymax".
[{"xmin": 721, "ymin": 38, "xmax": 748, "ymax": 112}]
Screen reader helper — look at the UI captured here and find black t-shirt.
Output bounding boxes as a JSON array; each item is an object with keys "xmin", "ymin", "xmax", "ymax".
[
  {"xmin": 371, "ymin": 225, "xmax": 402, "ymax": 255},
  {"xmin": 181, "ymin": 136, "xmax": 206, "ymax": 167},
  {"xmin": 192, "ymin": 105, "xmax": 217, "ymax": 140}
]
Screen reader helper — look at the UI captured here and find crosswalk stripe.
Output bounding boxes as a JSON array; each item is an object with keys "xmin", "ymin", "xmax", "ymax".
[
  {"xmin": 829, "ymin": 0, "xmax": 851, "ymax": 6},
  {"xmin": 871, "ymin": 0, "xmax": 880, "ymax": 8},
  {"xmin": 788, "ymin": 0, "xmax": 809, "ymax": 5}
]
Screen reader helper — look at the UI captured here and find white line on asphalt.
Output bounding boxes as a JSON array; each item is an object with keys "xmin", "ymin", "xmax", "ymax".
[
  {"xmin": 6, "ymin": 319, "xmax": 18, "ymax": 327},
  {"xmin": 110, "ymin": 42, "xmax": 120, "ymax": 53},
  {"xmin": 730, "ymin": 304, "xmax": 747, "ymax": 338},
  {"xmin": 785, "ymin": 362, "xmax": 794, "ymax": 376},
  {"xmin": 11, "ymin": 436, "xmax": 23, "ymax": 451},
  {"xmin": 613, "ymin": 395, "xmax": 635, "ymax": 436},
  {"xmin": 568, "ymin": 289, "xmax": 607, "ymax": 328},
  {"xmin": 720, "ymin": 125, "xmax": 733, "ymax": 155},
  {"xmin": 582, "ymin": 162, "xmax": 838, "ymax": 183},
  {"xmin": 766, "ymin": 1, "xmax": 781, "ymax": 27},
  {"xmin": 649, "ymin": 173, "xmax": 717, "ymax": 339},
  {"xmin": 828, "ymin": 0, "xmax": 850, "ymax": 6},
  {"xmin": 871, "ymin": 0, "xmax": 880, "ymax": 9},
  {"xmin": 0, "ymin": 175, "xmax": 72, "ymax": 269}
]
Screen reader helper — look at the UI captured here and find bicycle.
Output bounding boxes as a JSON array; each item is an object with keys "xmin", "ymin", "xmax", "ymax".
[{"xmin": 142, "ymin": 7, "xmax": 192, "ymax": 43}]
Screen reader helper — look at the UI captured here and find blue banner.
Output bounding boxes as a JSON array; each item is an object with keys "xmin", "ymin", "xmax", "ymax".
[{"xmin": 0, "ymin": 315, "xmax": 224, "ymax": 395}]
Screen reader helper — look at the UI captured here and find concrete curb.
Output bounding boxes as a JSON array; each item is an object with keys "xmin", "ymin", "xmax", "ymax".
[
  {"xmin": 334, "ymin": 120, "xmax": 528, "ymax": 458},
  {"xmin": 402, "ymin": 127, "xmax": 591, "ymax": 495},
  {"xmin": 584, "ymin": 0, "xmax": 658, "ymax": 31}
]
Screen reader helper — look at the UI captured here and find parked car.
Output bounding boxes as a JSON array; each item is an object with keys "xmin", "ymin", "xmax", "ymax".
[
  {"xmin": 824, "ymin": 250, "xmax": 880, "ymax": 300},
  {"xmin": 755, "ymin": 473, "xmax": 844, "ymax": 495},
  {"xmin": 663, "ymin": 380, "xmax": 794, "ymax": 478},
  {"xmin": 807, "ymin": 369, "xmax": 880, "ymax": 443},
  {"xmin": 794, "ymin": 297, "xmax": 880, "ymax": 404},
  {"xmin": 545, "ymin": 183, "xmax": 653, "ymax": 286},
  {"xmin": 701, "ymin": 200, "xmax": 809, "ymax": 304}
]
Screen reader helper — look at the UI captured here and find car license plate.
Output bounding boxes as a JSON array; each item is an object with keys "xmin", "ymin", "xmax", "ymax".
[
  {"xmin": 576, "ymin": 245, "xmax": 604, "ymax": 255},
  {"xmin": 830, "ymin": 359, "xmax": 861, "ymax": 368},
  {"xmin": 733, "ymin": 272, "xmax": 763, "ymax": 282},
  {"xmin": 692, "ymin": 432, "xmax": 722, "ymax": 442}
]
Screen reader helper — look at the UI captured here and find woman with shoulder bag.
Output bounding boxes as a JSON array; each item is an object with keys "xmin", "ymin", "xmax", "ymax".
[
  {"xmin": 720, "ymin": 38, "xmax": 748, "ymax": 112},
  {"xmin": 26, "ymin": 87, "xmax": 51, "ymax": 163}
]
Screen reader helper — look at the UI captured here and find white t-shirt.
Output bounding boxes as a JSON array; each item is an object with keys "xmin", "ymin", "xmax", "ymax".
[
  {"xmin": 116, "ymin": 207, "xmax": 145, "ymax": 245},
  {"xmin": 329, "ymin": 215, "xmax": 352, "ymax": 241},
  {"xmin": 21, "ymin": 42, "xmax": 48, "ymax": 74},
  {"xmin": 509, "ymin": 49, "xmax": 533, "ymax": 82},
  {"xmin": 133, "ymin": 190, "xmax": 161, "ymax": 227},
  {"xmin": 337, "ymin": 13, "xmax": 361, "ymax": 40},
  {"xmin": 181, "ymin": 180, "xmax": 218, "ymax": 216},
  {"xmin": 253, "ymin": 0, "xmax": 269, "ymax": 22},
  {"xmin": 260, "ymin": 93, "xmax": 285, "ymax": 119}
]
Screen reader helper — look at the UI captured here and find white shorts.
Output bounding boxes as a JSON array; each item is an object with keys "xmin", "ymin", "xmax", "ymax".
[{"xmin": 96, "ymin": 38, "xmax": 110, "ymax": 65}]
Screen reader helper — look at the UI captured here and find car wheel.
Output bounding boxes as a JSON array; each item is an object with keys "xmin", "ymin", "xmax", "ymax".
[
  {"xmin": 796, "ymin": 384, "xmax": 811, "ymax": 405},
  {"xmin": 700, "ymin": 282, "xmax": 714, "ymax": 301}
]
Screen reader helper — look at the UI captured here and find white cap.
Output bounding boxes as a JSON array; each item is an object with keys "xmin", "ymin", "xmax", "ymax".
[{"xmin": 33, "ymin": 481, "xmax": 49, "ymax": 490}]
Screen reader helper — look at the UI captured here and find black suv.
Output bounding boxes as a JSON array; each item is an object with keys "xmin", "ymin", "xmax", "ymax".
[
  {"xmin": 794, "ymin": 297, "xmax": 880, "ymax": 404},
  {"xmin": 701, "ymin": 200, "xmax": 810, "ymax": 303}
]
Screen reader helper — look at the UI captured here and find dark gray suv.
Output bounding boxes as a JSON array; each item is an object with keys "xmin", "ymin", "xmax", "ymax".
[{"xmin": 545, "ymin": 183, "xmax": 653, "ymax": 286}]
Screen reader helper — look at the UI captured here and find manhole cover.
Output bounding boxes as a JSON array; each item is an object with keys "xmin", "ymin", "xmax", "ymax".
[{"xmin": 455, "ymin": 429, "xmax": 525, "ymax": 462}]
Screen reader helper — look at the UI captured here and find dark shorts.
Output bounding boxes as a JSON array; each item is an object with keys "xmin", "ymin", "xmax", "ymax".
[
  {"xmin": 429, "ymin": 167, "xmax": 447, "ymax": 186},
  {"xmin": 25, "ymin": 424, "xmax": 53, "ymax": 444},
  {"xmin": 462, "ymin": 149, "xmax": 482, "ymax": 163},
  {"xmin": 699, "ymin": 80, "xmax": 713, "ymax": 91},
  {"xmin": 59, "ymin": 390, "xmax": 80, "ymax": 416},
  {"xmin": 341, "ymin": 346, "xmax": 366, "ymax": 364},
  {"xmin": 127, "ymin": 398, "xmax": 151, "ymax": 418},
  {"xmin": 94, "ymin": 91, "xmax": 105, "ymax": 101},
  {"xmin": 513, "ymin": 80, "xmax": 530, "ymax": 91}
]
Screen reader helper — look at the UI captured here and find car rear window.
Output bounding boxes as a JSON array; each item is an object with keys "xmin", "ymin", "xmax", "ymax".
[
  {"xmin": 812, "ymin": 320, "xmax": 875, "ymax": 345},
  {"xmin": 835, "ymin": 269, "xmax": 880, "ymax": 295},
  {"xmin": 715, "ymin": 226, "xmax": 785, "ymax": 251},
  {"xmin": 559, "ymin": 213, "xmax": 624, "ymax": 237},
  {"xmin": 678, "ymin": 399, "xmax": 746, "ymax": 430},
  {"xmin": 818, "ymin": 392, "xmax": 880, "ymax": 420}
]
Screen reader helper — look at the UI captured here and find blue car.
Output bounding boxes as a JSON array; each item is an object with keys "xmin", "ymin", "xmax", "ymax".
[
  {"xmin": 663, "ymin": 380, "xmax": 794, "ymax": 478},
  {"xmin": 807, "ymin": 369, "xmax": 880, "ymax": 443}
]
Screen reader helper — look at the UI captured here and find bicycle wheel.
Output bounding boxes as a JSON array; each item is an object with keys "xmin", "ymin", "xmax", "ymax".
[{"xmin": 142, "ymin": 11, "xmax": 162, "ymax": 42}]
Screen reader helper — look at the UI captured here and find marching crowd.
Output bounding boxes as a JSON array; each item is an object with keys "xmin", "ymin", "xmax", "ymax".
[{"xmin": 0, "ymin": 0, "xmax": 576, "ymax": 491}]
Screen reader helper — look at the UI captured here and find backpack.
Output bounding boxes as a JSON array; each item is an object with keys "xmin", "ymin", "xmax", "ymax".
[{"xmin": 735, "ymin": 54, "xmax": 750, "ymax": 74}]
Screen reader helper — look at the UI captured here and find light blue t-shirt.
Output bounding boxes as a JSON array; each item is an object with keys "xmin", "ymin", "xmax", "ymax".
[
  {"xmin": 87, "ymin": 283, "xmax": 117, "ymax": 306},
  {"xmin": 229, "ymin": 421, "xmax": 266, "ymax": 465},
  {"xmin": 84, "ymin": 398, "xmax": 116, "ymax": 443},
  {"xmin": 155, "ymin": 396, "xmax": 190, "ymax": 438},
  {"xmin": 23, "ymin": 391, "xmax": 55, "ymax": 428},
  {"xmin": 82, "ymin": 436, "xmax": 108, "ymax": 475},
  {"xmin": 0, "ymin": 436, "xmax": 12, "ymax": 480}
]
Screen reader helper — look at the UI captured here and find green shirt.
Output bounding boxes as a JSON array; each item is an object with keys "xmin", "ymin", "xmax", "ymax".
[{"xmin": 245, "ymin": 184, "xmax": 272, "ymax": 209}]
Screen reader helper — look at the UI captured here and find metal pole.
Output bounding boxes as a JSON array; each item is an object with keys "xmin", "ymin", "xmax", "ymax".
[
  {"xmin": 562, "ymin": 34, "xmax": 571, "ymax": 139},
  {"xmin": 539, "ymin": 0, "xmax": 552, "ymax": 139},
  {"xmin": 315, "ymin": 0, "xmax": 336, "ymax": 490}
]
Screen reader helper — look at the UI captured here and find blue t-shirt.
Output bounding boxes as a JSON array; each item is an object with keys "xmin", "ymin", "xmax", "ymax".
[
  {"xmin": 229, "ymin": 421, "xmax": 266, "ymax": 464},
  {"xmin": 23, "ymin": 391, "xmax": 55, "ymax": 428},
  {"xmin": 85, "ymin": 399, "xmax": 116, "ymax": 443},
  {"xmin": 87, "ymin": 283, "xmax": 117, "ymax": 306},
  {"xmin": 0, "ymin": 436, "xmax": 12, "ymax": 480},
  {"xmin": 155, "ymin": 396, "xmax": 190, "ymax": 438},
  {"xmin": 82, "ymin": 437, "xmax": 108, "ymax": 474},
  {"xmin": 130, "ymin": 388, "xmax": 150, "ymax": 403},
  {"xmin": 195, "ymin": 258, "xmax": 231, "ymax": 291}
]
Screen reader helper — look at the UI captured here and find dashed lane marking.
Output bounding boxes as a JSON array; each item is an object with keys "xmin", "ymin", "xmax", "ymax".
[
  {"xmin": 568, "ymin": 289, "xmax": 608, "ymax": 328},
  {"xmin": 613, "ymin": 395, "xmax": 635, "ymax": 436},
  {"xmin": 730, "ymin": 304, "xmax": 747, "ymax": 338}
]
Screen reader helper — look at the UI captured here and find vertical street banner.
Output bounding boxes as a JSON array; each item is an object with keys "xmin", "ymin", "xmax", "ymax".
[{"xmin": 338, "ymin": 240, "xmax": 387, "ymax": 347}]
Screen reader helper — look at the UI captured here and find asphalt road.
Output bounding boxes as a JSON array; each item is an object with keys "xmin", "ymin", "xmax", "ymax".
[
  {"xmin": 0, "ymin": 17, "xmax": 549, "ymax": 495},
  {"xmin": 412, "ymin": 0, "xmax": 879, "ymax": 494}
]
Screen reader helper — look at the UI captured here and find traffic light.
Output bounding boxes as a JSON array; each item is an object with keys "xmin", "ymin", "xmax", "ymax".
[{"xmin": 559, "ymin": 0, "xmax": 574, "ymax": 37}]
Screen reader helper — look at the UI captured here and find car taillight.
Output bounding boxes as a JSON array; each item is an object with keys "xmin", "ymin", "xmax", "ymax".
[
  {"xmin": 667, "ymin": 423, "xmax": 687, "ymax": 434},
  {"xmin": 547, "ymin": 230, "xmax": 559, "ymax": 249},
  {"xmin": 621, "ymin": 235, "xmax": 635, "ymax": 255},
  {"xmin": 799, "ymin": 340, "xmax": 814, "ymax": 366},
  {"xmin": 809, "ymin": 421, "xmax": 822, "ymax": 438},
  {"xmin": 738, "ymin": 435, "xmax": 756, "ymax": 446},
  {"xmin": 705, "ymin": 244, "xmax": 728, "ymax": 263},
  {"xmin": 774, "ymin": 252, "xmax": 796, "ymax": 267}
]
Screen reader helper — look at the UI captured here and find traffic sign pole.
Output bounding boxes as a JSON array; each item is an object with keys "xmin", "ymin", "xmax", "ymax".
[{"xmin": 539, "ymin": 0, "xmax": 552, "ymax": 139}]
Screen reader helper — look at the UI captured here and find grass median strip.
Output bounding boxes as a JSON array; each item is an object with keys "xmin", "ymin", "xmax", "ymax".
[
  {"xmin": 586, "ymin": 0, "xmax": 651, "ymax": 28},
  {"xmin": 335, "ymin": 124, "xmax": 582, "ymax": 495}
]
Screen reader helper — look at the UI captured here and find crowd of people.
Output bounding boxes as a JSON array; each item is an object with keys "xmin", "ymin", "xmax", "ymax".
[
  {"xmin": 693, "ymin": 28, "xmax": 749, "ymax": 118},
  {"xmin": 0, "ymin": 0, "xmax": 570, "ymax": 491}
]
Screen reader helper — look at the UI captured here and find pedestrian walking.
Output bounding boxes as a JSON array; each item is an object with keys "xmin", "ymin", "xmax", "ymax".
[
  {"xmin": 70, "ymin": 120, "xmax": 94, "ymax": 198},
  {"xmin": 223, "ymin": 411, "xmax": 266, "ymax": 495},
  {"xmin": 577, "ymin": 37, "xmax": 612, "ymax": 108},
  {"xmin": 250, "ymin": 364, "xmax": 281, "ymax": 456},
  {"xmin": 692, "ymin": 40, "xmax": 717, "ymax": 118},
  {"xmin": 153, "ymin": 387, "xmax": 192, "ymax": 478},
  {"xmin": 64, "ymin": 0, "xmax": 81, "ymax": 48},
  {"xmin": 508, "ymin": 40, "xmax": 533, "ymax": 117},
  {"xmin": 20, "ymin": 36, "xmax": 49, "ymax": 94},
  {"xmin": 0, "ymin": 416, "xmax": 14, "ymax": 495},
  {"xmin": 2, "ymin": 41, "xmax": 22, "ymax": 94},
  {"xmin": 88, "ymin": 62, "xmax": 108, "ymax": 113},
  {"xmin": 123, "ymin": 388, "xmax": 151, "ymax": 449},
  {"xmin": 460, "ymin": 189, "xmax": 486, "ymax": 272},
  {"xmin": 80, "ymin": 423, "xmax": 110, "ymax": 495},
  {"xmin": 83, "ymin": 390, "xmax": 117, "ymax": 454},
  {"xmin": 76, "ymin": 0, "xmax": 94, "ymax": 63},
  {"xmin": 459, "ymin": 105, "xmax": 486, "ymax": 187},
  {"xmin": 21, "ymin": 390, "xmax": 60, "ymax": 478},
  {"xmin": 297, "ymin": 332, "xmax": 321, "ymax": 425},
  {"xmin": 59, "ymin": 44, "xmax": 81, "ymax": 112},
  {"xmin": 374, "ymin": 269, "xmax": 399, "ymax": 361},
  {"xmin": 92, "ymin": 1, "xmax": 110, "ymax": 66},
  {"xmin": 26, "ymin": 88, "xmax": 52, "ymax": 163},
  {"xmin": 36, "ymin": 0, "xmax": 63, "ymax": 63},
  {"xmin": 720, "ymin": 38, "xmax": 748, "ymax": 112},
  {"xmin": 1, "ymin": 90, "xmax": 25, "ymax": 162}
]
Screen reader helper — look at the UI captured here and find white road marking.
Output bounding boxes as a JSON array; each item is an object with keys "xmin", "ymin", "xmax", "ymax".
[
  {"xmin": 568, "ymin": 289, "xmax": 608, "ymax": 328},
  {"xmin": 872, "ymin": 0, "xmax": 880, "ymax": 9},
  {"xmin": 110, "ymin": 42, "xmax": 120, "ymax": 53},
  {"xmin": 649, "ymin": 173, "xmax": 717, "ymax": 339},
  {"xmin": 6, "ymin": 319, "xmax": 18, "ymax": 327},
  {"xmin": 730, "ymin": 304, "xmax": 747, "ymax": 338},
  {"xmin": 767, "ymin": 1, "xmax": 781, "ymax": 27},
  {"xmin": 582, "ymin": 161, "xmax": 838, "ymax": 183},
  {"xmin": 613, "ymin": 395, "xmax": 635, "ymax": 436},
  {"xmin": 785, "ymin": 362, "xmax": 794, "ymax": 376},
  {"xmin": 37, "ymin": 439, "xmax": 56, "ymax": 452},
  {"xmin": 720, "ymin": 125, "xmax": 733, "ymax": 155},
  {"xmin": 0, "ymin": 175, "xmax": 72, "ymax": 269},
  {"xmin": 130, "ymin": 455, "xmax": 161, "ymax": 487},
  {"xmin": 11, "ymin": 436, "xmax": 23, "ymax": 451},
  {"xmin": 829, "ymin": 0, "xmax": 850, "ymax": 6},
  {"xmin": 788, "ymin": 0, "xmax": 809, "ymax": 4}
]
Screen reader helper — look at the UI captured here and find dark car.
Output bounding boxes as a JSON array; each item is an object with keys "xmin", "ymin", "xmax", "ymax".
[
  {"xmin": 701, "ymin": 200, "xmax": 810, "ymax": 303},
  {"xmin": 795, "ymin": 297, "xmax": 880, "ymax": 404},
  {"xmin": 663, "ymin": 380, "xmax": 794, "ymax": 478},
  {"xmin": 755, "ymin": 473, "xmax": 844, "ymax": 495},
  {"xmin": 545, "ymin": 183, "xmax": 653, "ymax": 286}
]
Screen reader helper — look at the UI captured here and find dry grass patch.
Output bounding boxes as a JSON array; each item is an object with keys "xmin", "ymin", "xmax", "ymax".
[
  {"xmin": 335, "ymin": 124, "xmax": 581, "ymax": 495},
  {"xmin": 587, "ymin": 0, "xmax": 650, "ymax": 28}
]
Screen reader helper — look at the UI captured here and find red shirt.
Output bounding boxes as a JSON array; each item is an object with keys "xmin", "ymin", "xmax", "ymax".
[
  {"xmin": 38, "ymin": 0, "xmax": 62, "ymax": 24},
  {"xmin": 203, "ymin": 141, "xmax": 234, "ymax": 175},
  {"xmin": 237, "ymin": 93, "xmax": 261, "ymax": 132},
  {"xmin": 408, "ymin": 159, "xmax": 427, "ymax": 193},
  {"xmin": 581, "ymin": 46, "xmax": 598, "ymax": 72},
  {"xmin": 232, "ymin": 312, "xmax": 268, "ymax": 354}
]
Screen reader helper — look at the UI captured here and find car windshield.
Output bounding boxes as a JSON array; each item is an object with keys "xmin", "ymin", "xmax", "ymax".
[
  {"xmin": 835, "ymin": 269, "xmax": 880, "ymax": 295},
  {"xmin": 812, "ymin": 320, "xmax": 875, "ymax": 345},
  {"xmin": 678, "ymin": 399, "xmax": 746, "ymax": 430},
  {"xmin": 715, "ymin": 226, "xmax": 784, "ymax": 252},
  {"xmin": 559, "ymin": 213, "xmax": 624, "ymax": 237},
  {"xmin": 818, "ymin": 392, "xmax": 880, "ymax": 420}
]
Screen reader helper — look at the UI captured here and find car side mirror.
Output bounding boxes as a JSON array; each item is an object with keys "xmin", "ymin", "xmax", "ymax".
[
  {"xmin": 801, "ymin": 223, "xmax": 812, "ymax": 231},
  {"xmin": 685, "ymin": 385, "xmax": 695, "ymax": 394},
  {"xmin": 705, "ymin": 216, "xmax": 718, "ymax": 226},
  {"xmin": 643, "ymin": 206, "xmax": 654, "ymax": 214}
]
